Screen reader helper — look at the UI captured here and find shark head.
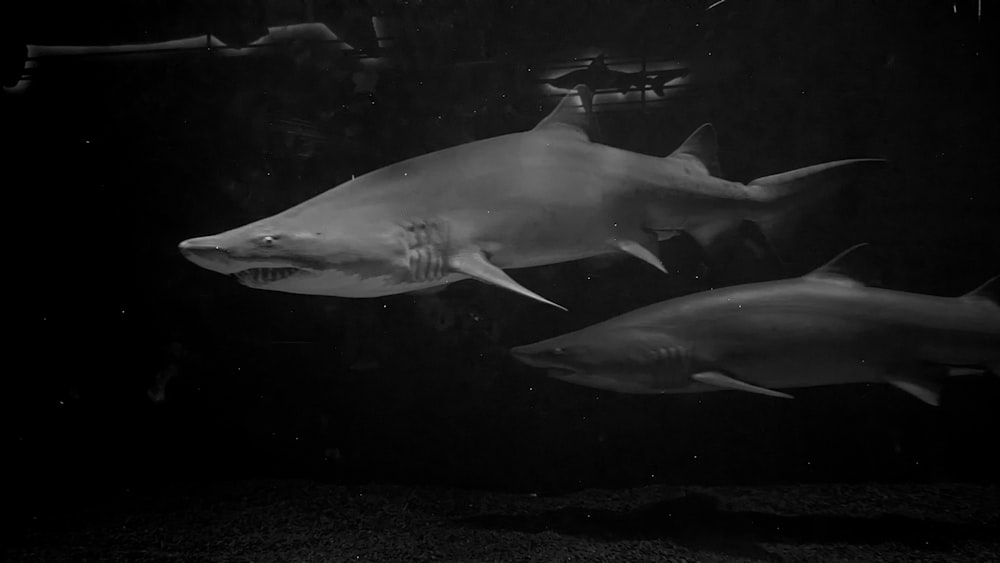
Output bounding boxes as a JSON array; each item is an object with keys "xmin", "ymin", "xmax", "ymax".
[
  {"xmin": 177, "ymin": 209, "xmax": 418, "ymax": 296},
  {"xmin": 510, "ymin": 324, "xmax": 694, "ymax": 393}
]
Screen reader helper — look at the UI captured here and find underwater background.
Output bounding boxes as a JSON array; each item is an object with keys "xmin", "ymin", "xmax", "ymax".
[{"xmin": 5, "ymin": 0, "xmax": 999, "ymax": 560}]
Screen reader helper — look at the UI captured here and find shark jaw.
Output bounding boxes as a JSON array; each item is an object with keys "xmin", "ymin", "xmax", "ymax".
[
  {"xmin": 509, "ymin": 335, "xmax": 699, "ymax": 394},
  {"xmin": 177, "ymin": 233, "xmax": 339, "ymax": 293},
  {"xmin": 230, "ymin": 267, "xmax": 306, "ymax": 286},
  {"xmin": 178, "ymin": 232, "xmax": 470, "ymax": 297},
  {"xmin": 510, "ymin": 345, "xmax": 579, "ymax": 376}
]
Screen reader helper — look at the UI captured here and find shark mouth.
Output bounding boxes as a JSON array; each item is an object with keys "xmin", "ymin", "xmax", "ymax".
[
  {"xmin": 547, "ymin": 366, "xmax": 578, "ymax": 377},
  {"xmin": 232, "ymin": 267, "xmax": 303, "ymax": 285}
]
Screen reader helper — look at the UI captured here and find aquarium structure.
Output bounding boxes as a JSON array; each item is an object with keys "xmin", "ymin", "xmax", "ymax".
[{"xmin": 5, "ymin": 1, "xmax": 999, "ymax": 561}]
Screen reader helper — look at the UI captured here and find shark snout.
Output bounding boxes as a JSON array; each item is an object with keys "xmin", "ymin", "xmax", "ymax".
[
  {"xmin": 509, "ymin": 345, "xmax": 538, "ymax": 366},
  {"xmin": 178, "ymin": 236, "xmax": 237, "ymax": 273},
  {"xmin": 178, "ymin": 237, "xmax": 222, "ymax": 257}
]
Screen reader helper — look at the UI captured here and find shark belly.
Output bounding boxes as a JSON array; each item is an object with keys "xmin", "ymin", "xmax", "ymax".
[
  {"xmin": 685, "ymin": 302, "xmax": 999, "ymax": 394},
  {"xmin": 680, "ymin": 305, "xmax": 912, "ymax": 389},
  {"xmin": 264, "ymin": 270, "xmax": 468, "ymax": 298},
  {"xmin": 717, "ymin": 351, "xmax": 889, "ymax": 390},
  {"xmin": 902, "ymin": 325, "xmax": 1000, "ymax": 368}
]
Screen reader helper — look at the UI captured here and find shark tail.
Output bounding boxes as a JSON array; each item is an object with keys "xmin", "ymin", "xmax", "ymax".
[
  {"xmin": 745, "ymin": 158, "xmax": 887, "ymax": 251},
  {"xmin": 962, "ymin": 275, "xmax": 1000, "ymax": 378}
]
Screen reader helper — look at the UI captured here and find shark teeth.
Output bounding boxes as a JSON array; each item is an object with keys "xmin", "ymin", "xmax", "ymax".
[{"xmin": 232, "ymin": 267, "xmax": 301, "ymax": 285}]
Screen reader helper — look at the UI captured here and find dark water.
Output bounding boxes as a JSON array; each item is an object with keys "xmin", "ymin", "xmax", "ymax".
[{"xmin": 5, "ymin": 0, "xmax": 998, "ymax": 539}]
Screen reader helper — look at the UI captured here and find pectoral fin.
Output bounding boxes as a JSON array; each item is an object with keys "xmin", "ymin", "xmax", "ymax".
[
  {"xmin": 653, "ymin": 229, "xmax": 684, "ymax": 242},
  {"xmin": 738, "ymin": 220, "xmax": 786, "ymax": 267},
  {"xmin": 610, "ymin": 238, "xmax": 667, "ymax": 274},
  {"xmin": 884, "ymin": 373, "xmax": 942, "ymax": 406},
  {"xmin": 691, "ymin": 371, "xmax": 794, "ymax": 399},
  {"xmin": 449, "ymin": 251, "xmax": 567, "ymax": 311}
]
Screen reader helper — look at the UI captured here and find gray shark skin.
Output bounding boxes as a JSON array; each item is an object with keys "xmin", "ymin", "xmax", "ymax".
[
  {"xmin": 510, "ymin": 244, "xmax": 1000, "ymax": 405},
  {"xmin": 178, "ymin": 85, "xmax": 884, "ymax": 309}
]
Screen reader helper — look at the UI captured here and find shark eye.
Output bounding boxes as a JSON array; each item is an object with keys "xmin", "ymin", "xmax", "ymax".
[
  {"xmin": 261, "ymin": 235, "xmax": 277, "ymax": 246},
  {"xmin": 552, "ymin": 347, "xmax": 566, "ymax": 355}
]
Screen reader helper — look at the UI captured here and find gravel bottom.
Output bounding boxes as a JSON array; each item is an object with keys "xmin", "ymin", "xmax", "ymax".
[{"xmin": 7, "ymin": 480, "xmax": 999, "ymax": 562}]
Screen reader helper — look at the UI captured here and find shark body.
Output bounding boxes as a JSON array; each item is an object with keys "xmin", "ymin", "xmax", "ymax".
[
  {"xmin": 511, "ymin": 244, "xmax": 1000, "ymax": 405},
  {"xmin": 179, "ymin": 86, "xmax": 884, "ymax": 309}
]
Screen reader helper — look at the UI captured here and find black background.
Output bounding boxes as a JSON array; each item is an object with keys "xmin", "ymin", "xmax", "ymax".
[{"xmin": 4, "ymin": 0, "xmax": 999, "ymax": 504}]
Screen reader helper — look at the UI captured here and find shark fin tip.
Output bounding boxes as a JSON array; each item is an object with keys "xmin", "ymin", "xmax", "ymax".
[
  {"xmin": 691, "ymin": 370, "xmax": 792, "ymax": 399},
  {"xmin": 885, "ymin": 374, "xmax": 942, "ymax": 407},
  {"xmin": 961, "ymin": 274, "xmax": 998, "ymax": 304},
  {"xmin": 611, "ymin": 238, "xmax": 667, "ymax": 274},
  {"xmin": 449, "ymin": 250, "xmax": 567, "ymax": 312}
]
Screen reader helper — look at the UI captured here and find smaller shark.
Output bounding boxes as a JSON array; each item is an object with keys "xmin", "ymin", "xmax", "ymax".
[
  {"xmin": 511, "ymin": 244, "xmax": 1000, "ymax": 405},
  {"xmin": 544, "ymin": 54, "xmax": 690, "ymax": 100},
  {"xmin": 544, "ymin": 54, "xmax": 636, "ymax": 95}
]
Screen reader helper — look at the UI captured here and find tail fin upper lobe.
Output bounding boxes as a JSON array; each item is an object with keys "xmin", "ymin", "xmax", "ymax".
[{"xmin": 746, "ymin": 158, "xmax": 887, "ymax": 245}]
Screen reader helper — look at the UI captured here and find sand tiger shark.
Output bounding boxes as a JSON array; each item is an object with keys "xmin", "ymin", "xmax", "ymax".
[
  {"xmin": 511, "ymin": 244, "xmax": 1000, "ymax": 405},
  {"xmin": 178, "ymin": 86, "xmax": 884, "ymax": 310}
]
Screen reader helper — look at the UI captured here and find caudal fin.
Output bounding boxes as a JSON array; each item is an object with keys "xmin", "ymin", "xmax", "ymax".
[{"xmin": 746, "ymin": 158, "xmax": 887, "ymax": 247}]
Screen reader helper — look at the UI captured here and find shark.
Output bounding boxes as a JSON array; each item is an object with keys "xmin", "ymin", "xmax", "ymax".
[
  {"xmin": 510, "ymin": 244, "xmax": 1000, "ymax": 405},
  {"xmin": 178, "ymin": 86, "xmax": 884, "ymax": 310},
  {"xmin": 544, "ymin": 54, "xmax": 638, "ymax": 95},
  {"xmin": 544, "ymin": 54, "xmax": 689, "ymax": 99}
]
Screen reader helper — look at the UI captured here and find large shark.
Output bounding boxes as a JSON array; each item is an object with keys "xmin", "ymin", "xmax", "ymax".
[
  {"xmin": 510, "ymin": 244, "xmax": 1000, "ymax": 405},
  {"xmin": 178, "ymin": 86, "xmax": 884, "ymax": 310}
]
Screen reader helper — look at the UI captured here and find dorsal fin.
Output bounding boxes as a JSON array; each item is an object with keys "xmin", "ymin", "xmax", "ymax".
[
  {"xmin": 962, "ymin": 275, "xmax": 998, "ymax": 304},
  {"xmin": 533, "ymin": 85, "xmax": 594, "ymax": 140},
  {"xmin": 666, "ymin": 124, "xmax": 723, "ymax": 177},
  {"xmin": 804, "ymin": 243, "xmax": 880, "ymax": 286}
]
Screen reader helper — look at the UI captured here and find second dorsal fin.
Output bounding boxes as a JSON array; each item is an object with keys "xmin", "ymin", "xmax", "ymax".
[
  {"xmin": 962, "ymin": 275, "xmax": 998, "ymax": 304},
  {"xmin": 666, "ymin": 124, "xmax": 722, "ymax": 177},
  {"xmin": 804, "ymin": 243, "xmax": 881, "ymax": 286}
]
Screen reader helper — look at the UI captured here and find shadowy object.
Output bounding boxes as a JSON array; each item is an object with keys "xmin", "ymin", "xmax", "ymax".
[
  {"xmin": 460, "ymin": 492, "xmax": 999, "ymax": 561},
  {"xmin": 2, "ymin": 41, "xmax": 26, "ymax": 87}
]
